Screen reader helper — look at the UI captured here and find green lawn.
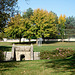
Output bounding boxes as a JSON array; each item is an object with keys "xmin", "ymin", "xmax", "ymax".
[
  {"xmin": 0, "ymin": 57, "xmax": 75, "ymax": 75},
  {"xmin": 0, "ymin": 42, "xmax": 75, "ymax": 52},
  {"xmin": 0, "ymin": 42, "xmax": 75, "ymax": 75}
]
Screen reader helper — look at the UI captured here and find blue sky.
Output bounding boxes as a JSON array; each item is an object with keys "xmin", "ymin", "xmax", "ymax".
[{"xmin": 18, "ymin": 0, "xmax": 75, "ymax": 17}]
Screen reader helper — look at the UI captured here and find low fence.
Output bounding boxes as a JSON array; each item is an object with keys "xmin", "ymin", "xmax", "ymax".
[
  {"xmin": 1, "ymin": 38, "xmax": 36, "ymax": 42},
  {"xmin": 1, "ymin": 38, "xmax": 75, "ymax": 42},
  {"xmin": 45, "ymin": 38, "xmax": 75, "ymax": 41}
]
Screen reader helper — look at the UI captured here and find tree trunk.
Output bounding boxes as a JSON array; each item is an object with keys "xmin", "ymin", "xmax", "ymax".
[
  {"xmin": 62, "ymin": 37, "xmax": 63, "ymax": 42},
  {"xmin": 43, "ymin": 39, "xmax": 45, "ymax": 43},
  {"xmin": 62, "ymin": 35, "xmax": 64, "ymax": 42},
  {"xmin": 36, "ymin": 39, "xmax": 38, "ymax": 45},
  {"xmin": 19, "ymin": 37, "xmax": 21, "ymax": 43},
  {"xmin": 68, "ymin": 36, "xmax": 70, "ymax": 42},
  {"xmin": 29, "ymin": 39, "xmax": 31, "ymax": 43}
]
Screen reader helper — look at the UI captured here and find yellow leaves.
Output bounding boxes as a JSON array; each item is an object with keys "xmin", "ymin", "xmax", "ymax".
[
  {"xmin": 30, "ymin": 8, "xmax": 58, "ymax": 38},
  {"xmin": 63, "ymin": 14, "xmax": 66, "ymax": 18},
  {"xmin": 31, "ymin": 8, "xmax": 48, "ymax": 25},
  {"xmin": 4, "ymin": 14, "xmax": 31, "ymax": 39},
  {"xmin": 58, "ymin": 14, "xmax": 66, "ymax": 37},
  {"xmin": 48, "ymin": 12, "xmax": 58, "ymax": 24},
  {"xmin": 5, "ymin": 8, "xmax": 62, "ymax": 39},
  {"xmin": 58, "ymin": 14, "xmax": 66, "ymax": 24}
]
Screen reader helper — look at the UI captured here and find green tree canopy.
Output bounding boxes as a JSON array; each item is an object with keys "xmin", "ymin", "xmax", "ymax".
[
  {"xmin": 58, "ymin": 14, "xmax": 66, "ymax": 41},
  {"xmin": 64, "ymin": 16, "xmax": 75, "ymax": 40},
  {"xmin": 28, "ymin": 8, "xmax": 58, "ymax": 43},
  {"xmin": 45, "ymin": 11, "xmax": 58, "ymax": 38},
  {"xmin": 22, "ymin": 8, "xmax": 33, "ymax": 19},
  {"xmin": 65, "ymin": 16, "xmax": 75, "ymax": 29},
  {"xmin": 4, "ymin": 14, "xmax": 31, "ymax": 43},
  {"xmin": 0, "ymin": 0, "xmax": 18, "ymax": 32}
]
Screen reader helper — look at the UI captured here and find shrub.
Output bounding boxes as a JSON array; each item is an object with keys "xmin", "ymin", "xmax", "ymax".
[
  {"xmin": 40, "ymin": 48, "xmax": 75, "ymax": 59},
  {"xmin": 0, "ymin": 50, "xmax": 4, "ymax": 61}
]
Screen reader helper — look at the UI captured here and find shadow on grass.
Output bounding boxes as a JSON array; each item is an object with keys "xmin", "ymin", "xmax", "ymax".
[
  {"xmin": 14, "ymin": 41, "xmax": 36, "ymax": 44},
  {"xmin": 0, "ymin": 46, "xmax": 12, "ymax": 51},
  {"xmin": 42, "ymin": 41, "xmax": 58, "ymax": 44},
  {"xmin": 0, "ymin": 61, "xmax": 20, "ymax": 71},
  {"xmin": 14, "ymin": 41, "xmax": 58, "ymax": 45},
  {"xmin": 45, "ymin": 55, "xmax": 75, "ymax": 75}
]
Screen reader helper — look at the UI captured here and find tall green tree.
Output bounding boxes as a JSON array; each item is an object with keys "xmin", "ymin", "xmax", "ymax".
[
  {"xmin": 44, "ymin": 11, "xmax": 58, "ymax": 39},
  {"xmin": 22, "ymin": 8, "xmax": 33, "ymax": 19},
  {"xmin": 30, "ymin": 8, "xmax": 58, "ymax": 44},
  {"xmin": 65, "ymin": 16, "xmax": 75, "ymax": 41},
  {"xmin": 0, "ymin": 0, "xmax": 18, "ymax": 32},
  {"xmin": 58, "ymin": 14, "xmax": 66, "ymax": 41},
  {"xmin": 4, "ymin": 14, "xmax": 31, "ymax": 43},
  {"xmin": 22, "ymin": 8, "xmax": 33, "ymax": 42},
  {"xmin": 65, "ymin": 16, "xmax": 75, "ymax": 29}
]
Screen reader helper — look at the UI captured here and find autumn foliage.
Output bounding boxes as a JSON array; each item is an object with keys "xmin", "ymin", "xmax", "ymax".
[{"xmin": 4, "ymin": 8, "xmax": 66, "ymax": 42}]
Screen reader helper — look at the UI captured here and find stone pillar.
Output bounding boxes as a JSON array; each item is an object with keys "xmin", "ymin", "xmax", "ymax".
[
  {"xmin": 11, "ymin": 44, "xmax": 15, "ymax": 59},
  {"xmin": 4, "ymin": 51, "xmax": 7, "ymax": 61},
  {"xmin": 34, "ymin": 52, "xmax": 40, "ymax": 60},
  {"xmin": 16, "ymin": 51, "xmax": 20, "ymax": 61},
  {"xmin": 30, "ymin": 44, "xmax": 33, "ymax": 60}
]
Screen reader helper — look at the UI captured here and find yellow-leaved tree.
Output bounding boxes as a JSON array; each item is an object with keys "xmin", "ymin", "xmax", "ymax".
[
  {"xmin": 44, "ymin": 11, "xmax": 58, "ymax": 38},
  {"xmin": 29, "ymin": 8, "xmax": 58, "ymax": 44},
  {"xmin": 58, "ymin": 14, "xmax": 66, "ymax": 41},
  {"xmin": 4, "ymin": 14, "xmax": 31, "ymax": 43}
]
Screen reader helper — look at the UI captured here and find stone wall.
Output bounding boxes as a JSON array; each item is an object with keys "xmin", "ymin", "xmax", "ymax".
[
  {"xmin": 33, "ymin": 52, "xmax": 40, "ymax": 60},
  {"xmin": 4, "ymin": 52, "xmax": 12, "ymax": 61},
  {"xmin": 4, "ymin": 44, "xmax": 40, "ymax": 61},
  {"xmin": 12, "ymin": 45, "xmax": 33, "ymax": 61}
]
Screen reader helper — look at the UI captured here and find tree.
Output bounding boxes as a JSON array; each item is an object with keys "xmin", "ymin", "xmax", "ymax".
[
  {"xmin": 30, "ymin": 8, "xmax": 58, "ymax": 44},
  {"xmin": 44, "ymin": 11, "xmax": 58, "ymax": 39},
  {"xmin": 0, "ymin": 0, "xmax": 18, "ymax": 32},
  {"xmin": 65, "ymin": 16, "xmax": 75, "ymax": 41},
  {"xmin": 65, "ymin": 16, "xmax": 75, "ymax": 29},
  {"xmin": 58, "ymin": 14, "xmax": 66, "ymax": 41},
  {"xmin": 22, "ymin": 8, "xmax": 33, "ymax": 42},
  {"xmin": 22, "ymin": 18, "xmax": 31, "ymax": 42},
  {"xmin": 22, "ymin": 8, "xmax": 33, "ymax": 19},
  {"xmin": 4, "ymin": 14, "xmax": 31, "ymax": 43}
]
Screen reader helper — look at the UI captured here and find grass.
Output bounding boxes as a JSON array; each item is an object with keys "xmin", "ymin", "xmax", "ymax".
[
  {"xmin": 34, "ymin": 42, "xmax": 75, "ymax": 52},
  {"xmin": 0, "ymin": 42, "xmax": 75, "ymax": 75},
  {"xmin": 0, "ymin": 42, "xmax": 75, "ymax": 52},
  {"xmin": 0, "ymin": 56, "xmax": 75, "ymax": 75}
]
